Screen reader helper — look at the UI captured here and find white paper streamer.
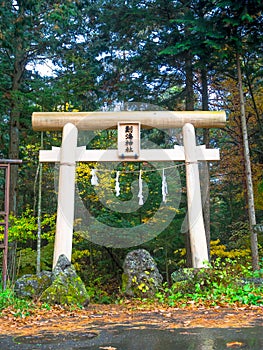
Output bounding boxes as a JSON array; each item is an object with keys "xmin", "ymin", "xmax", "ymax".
[
  {"xmin": 115, "ymin": 171, "xmax": 120, "ymax": 196},
  {"xmin": 162, "ymin": 168, "xmax": 168, "ymax": 203},
  {"xmin": 138, "ymin": 170, "xmax": 144, "ymax": 205},
  {"xmin": 91, "ymin": 169, "xmax": 99, "ymax": 186}
]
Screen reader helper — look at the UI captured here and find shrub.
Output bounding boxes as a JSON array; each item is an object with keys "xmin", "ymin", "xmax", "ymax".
[{"xmin": 156, "ymin": 258, "xmax": 263, "ymax": 307}]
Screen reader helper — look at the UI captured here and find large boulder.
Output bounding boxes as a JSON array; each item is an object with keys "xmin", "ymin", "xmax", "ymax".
[
  {"xmin": 122, "ymin": 249, "xmax": 163, "ymax": 298},
  {"xmin": 170, "ymin": 268, "xmax": 197, "ymax": 294},
  {"xmin": 40, "ymin": 254, "xmax": 90, "ymax": 306},
  {"xmin": 241, "ymin": 277, "xmax": 263, "ymax": 286},
  {"xmin": 171, "ymin": 268, "xmax": 196, "ymax": 283},
  {"xmin": 14, "ymin": 271, "xmax": 52, "ymax": 300}
]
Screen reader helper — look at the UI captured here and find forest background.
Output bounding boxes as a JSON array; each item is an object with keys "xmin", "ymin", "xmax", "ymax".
[{"xmin": 0, "ymin": 0, "xmax": 263, "ymax": 302}]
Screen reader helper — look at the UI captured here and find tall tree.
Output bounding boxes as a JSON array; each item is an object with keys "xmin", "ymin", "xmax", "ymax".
[
  {"xmin": 237, "ymin": 54, "xmax": 259, "ymax": 270},
  {"xmin": 208, "ymin": 0, "xmax": 263, "ymax": 269},
  {"xmin": 0, "ymin": 0, "xmax": 100, "ymax": 213}
]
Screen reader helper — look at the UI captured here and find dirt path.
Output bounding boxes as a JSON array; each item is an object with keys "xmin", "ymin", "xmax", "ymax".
[{"xmin": 1, "ymin": 303, "xmax": 262, "ymax": 337}]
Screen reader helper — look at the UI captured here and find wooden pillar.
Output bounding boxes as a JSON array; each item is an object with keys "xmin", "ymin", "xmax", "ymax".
[
  {"xmin": 183, "ymin": 123, "xmax": 209, "ymax": 268},
  {"xmin": 53, "ymin": 123, "xmax": 78, "ymax": 268}
]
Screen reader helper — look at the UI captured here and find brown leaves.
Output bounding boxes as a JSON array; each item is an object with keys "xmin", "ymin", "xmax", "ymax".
[
  {"xmin": 0, "ymin": 303, "xmax": 262, "ymax": 338},
  {"xmin": 226, "ymin": 341, "xmax": 246, "ymax": 348}
]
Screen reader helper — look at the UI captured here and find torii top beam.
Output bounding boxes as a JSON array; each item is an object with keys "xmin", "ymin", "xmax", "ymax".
[{"xmin": 32, "ymin": 111, "xmax": 226, "ymax": 131}]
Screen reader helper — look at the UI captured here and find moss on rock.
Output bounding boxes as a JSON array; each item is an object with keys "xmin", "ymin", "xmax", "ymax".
[
  {"xmin": 14, "ymin": 272, "xmax": 52, "ymax": 299},
  {"xmin": 40, "ymin": 273, "xmax": 89, "ymax": 305},
  {"xmin": 15, "ymin": 255, "xmax": 90, "ymax": 306},
  {"xmin": 122, "ymin": 249, "xmax": 163, "ymax": 298}
]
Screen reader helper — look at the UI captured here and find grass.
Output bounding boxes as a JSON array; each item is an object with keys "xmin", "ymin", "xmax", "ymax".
[{"xmin": 0, "ymin": 285, "xmax": 35, "ymax": 317}]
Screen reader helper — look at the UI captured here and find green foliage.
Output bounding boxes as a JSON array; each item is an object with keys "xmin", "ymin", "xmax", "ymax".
[
  {"xmin": 4, "ymin": 208, "xmax": 38, "ymax": 243},
  {"xmin": 210, "ymin": 239, "xmax": 251, "ymax": 260},
  {"xmin": 0, "ymin": 287, "xmax": 34, "ymax": 317},
  {"xmin": 0, "ymin": 209, "xmax": 56, "ymax": 275},
  {"xmin": 0, "ymin": 209, "xmax": 56, "ymax": 244},
  {"xmin": 156, "ymin": 258, "xmax": 263, "ymax": 307},
  {"xmin": 85, "ymin": 276, "xmax": 114, "ymax": 304},
  {"xmin": 15, "ymin": 243, "xmax": 54, "ymax": 277},
  {"xmin": 16, "ymin": 248, "xmax": 38, "ymax": 275},
  {"xmin": 173, "ymin": 239, "xmax": 252, "ymax": 268},
  {"xmin": 71, "ymin": 232, "xmax": 122, "ymax": 303}
]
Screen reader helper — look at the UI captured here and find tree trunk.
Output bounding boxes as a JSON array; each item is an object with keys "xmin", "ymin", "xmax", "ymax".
[
  {"xmin": 9, "ymin": 111, "xmax": 20, "ymax": 215},
  {"xmin": 8, "ymin": 40, "xmax": 26, "ymax": 214},
  {"xmin": 185, "ymin": 51, "xmax": 194, "ymax": 110},
  {"xmin": 236, "ymin": 53, "xmax": 259, "ymax": 271}
]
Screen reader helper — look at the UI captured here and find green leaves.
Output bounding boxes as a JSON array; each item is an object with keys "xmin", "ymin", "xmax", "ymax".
[
  {"xmin": 0, "ymin": 287, "xmax": 34, "ymax": 316},
  {"xmin": 160, "ymin": 41, "xmax": 191, "ymax": 56},
  {"xmin": 0, "ymin": 209, "xmax": 56, "ymax": 243},
  {"xmin": 156, "ymin": 258, "xmax": 263, "ymax": 307}
]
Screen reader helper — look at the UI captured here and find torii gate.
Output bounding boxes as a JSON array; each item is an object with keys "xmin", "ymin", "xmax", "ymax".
[{"xmin": 32, "ymin": 110, "xmax": 226, "ymax": 269}]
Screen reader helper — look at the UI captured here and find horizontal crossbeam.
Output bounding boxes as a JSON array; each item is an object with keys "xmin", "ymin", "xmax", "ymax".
[
  {"xmin": 40, "ymin": 145, "xmax": 219, "ymax": 163},
  {"xmin": 32, "ymin": 110, "xmax": 226, "ymax": 131}
]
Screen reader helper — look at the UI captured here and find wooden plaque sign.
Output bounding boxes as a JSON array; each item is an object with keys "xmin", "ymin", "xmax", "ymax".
[{"xmin": 118, "ymin": 122, "xmax": 140, "ymax": 158}]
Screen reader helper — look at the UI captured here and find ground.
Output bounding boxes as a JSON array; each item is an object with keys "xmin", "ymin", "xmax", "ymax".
[{"xmin": 0, "ymin": 302, "xmax": 262, "ymax": 338}]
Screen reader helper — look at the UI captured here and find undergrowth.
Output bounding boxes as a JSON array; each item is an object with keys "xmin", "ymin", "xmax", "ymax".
[
  {"xmin": 1, "ymin": 258, "xmax": 262, "ymax": 317},
  {"xmin": 156, "ymin": 258, "xmax": 263, "ymax": 307},
  {"xmin": 0, "ymin": 286, "xmax": 35, "ymax": 317}
]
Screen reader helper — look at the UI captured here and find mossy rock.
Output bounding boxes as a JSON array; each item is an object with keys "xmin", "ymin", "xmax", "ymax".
[
  {"xmin": 171, "ymin": 268, "xmax": 196, "ymax": 283},
  {"xmin": 122, "ymin": 249, "xmax": 163, "ymax": 298},
  {"xmin": 40, "ymin": 273, "xmax": 89, "ymax": 305},
  {"xmin": 40, "ymin": 255, "xmax": 90, "ymax": 306},
  {"xmin": 14, "ymin": 271, "xmax": 52, "ymax": 299},
  {"xmin": 15, "ymin": 255, "xmax": 90, "ymax": 306}
]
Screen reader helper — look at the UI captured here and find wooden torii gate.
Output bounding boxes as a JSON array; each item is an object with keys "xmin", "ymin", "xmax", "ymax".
[{"xmin": 32, "ymin": 110, "xmax": 226, "ymax": 269}]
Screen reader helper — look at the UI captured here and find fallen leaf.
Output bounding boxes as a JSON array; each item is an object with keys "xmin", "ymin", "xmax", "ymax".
[
  {"xmin": 99, "ymin": 347, "xmax": 117, "ymax": 350},
  {"xmin": 226, "ymin": 341, "xmax": 246, "ymax": 348}
]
